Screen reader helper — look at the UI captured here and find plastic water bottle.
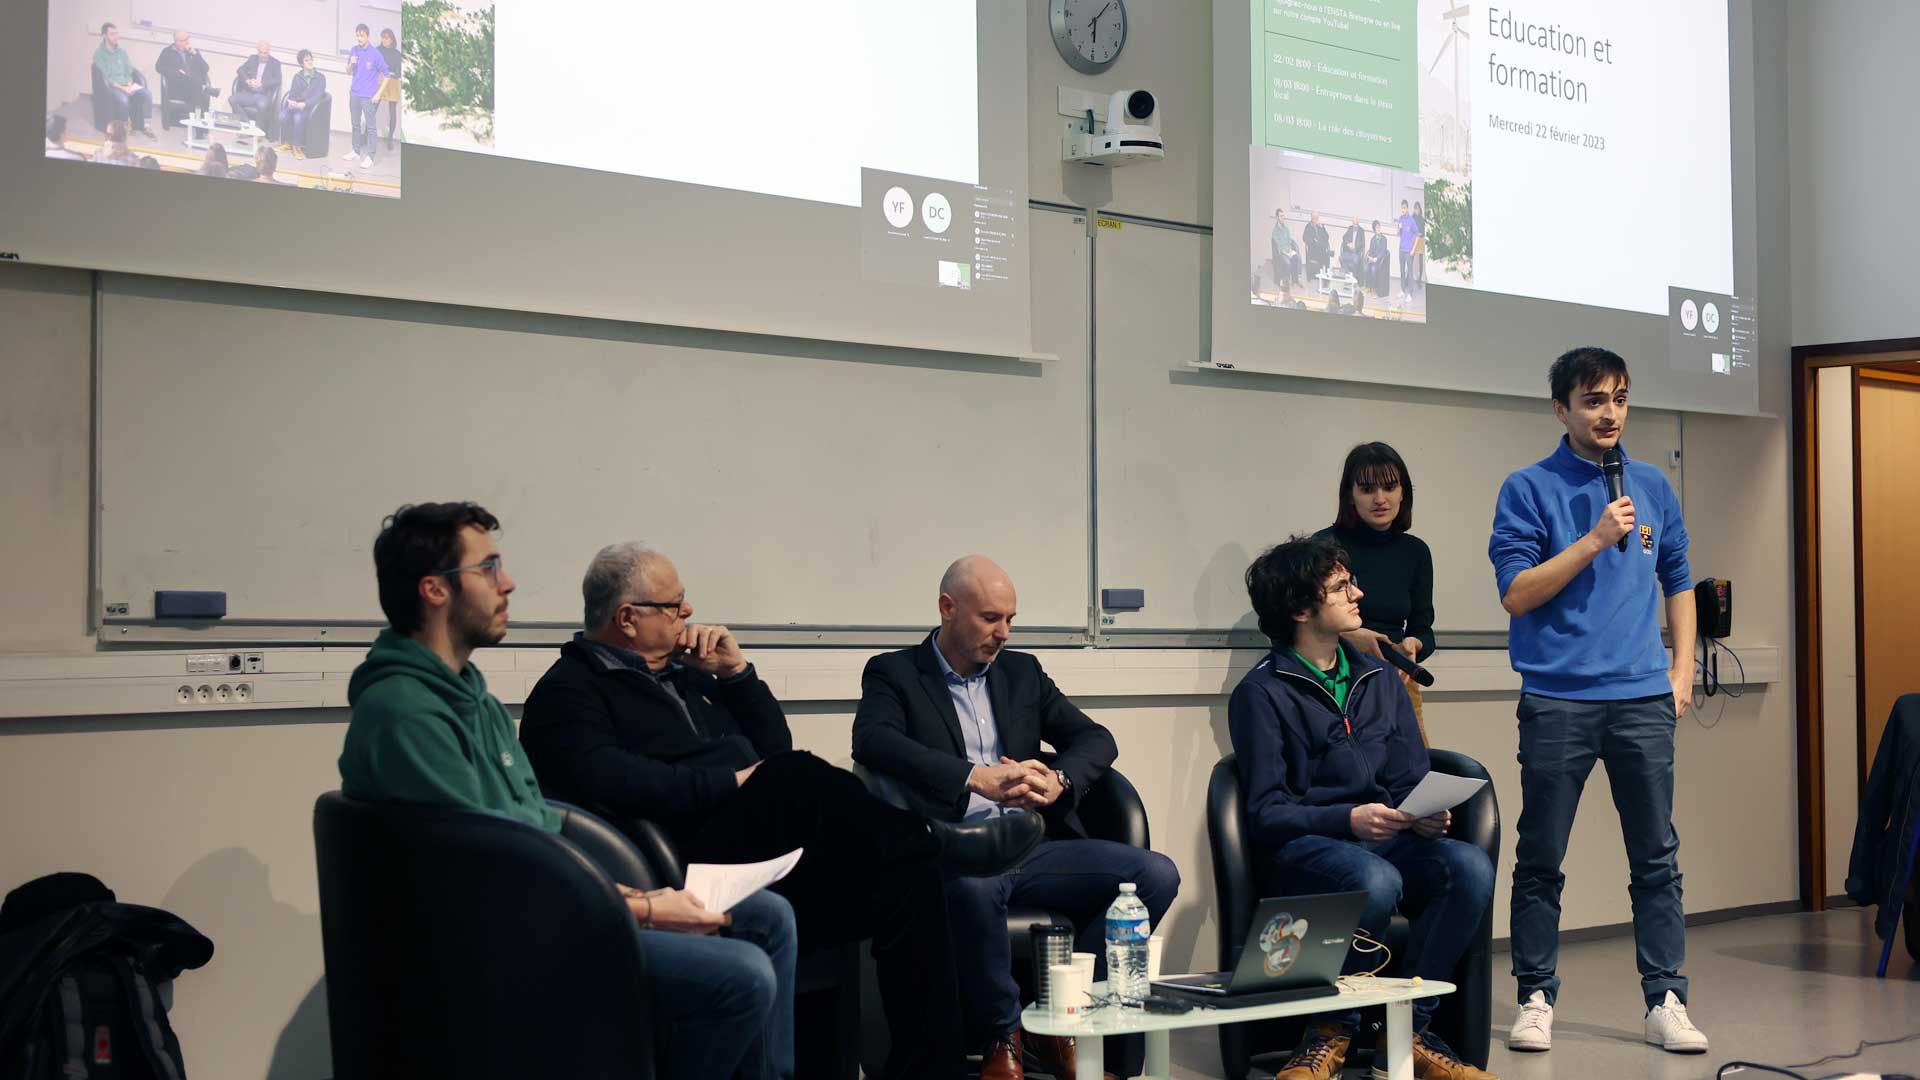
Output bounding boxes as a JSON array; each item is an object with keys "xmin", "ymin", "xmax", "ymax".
[{"xmin": 1104, "ymin": 882, "xmax": 1151, "ymax": 1004}]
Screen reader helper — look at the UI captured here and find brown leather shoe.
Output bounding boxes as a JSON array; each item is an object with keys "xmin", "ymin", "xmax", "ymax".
[
  {"xmin": 1276, "ymin": 1022, "xmax": 1351, "ymax": 1080},
  {"xmin": 1371, "ymin": 1030, "xmax": 1498, "ymax": 1080},
  {"xmin": 1023, "ymin": 1032, "xmax": 1117, "ymax": 1080},
  {"xmin": 978, "ymin": 1033, "xmax": 1023, "ymax": 1080}
]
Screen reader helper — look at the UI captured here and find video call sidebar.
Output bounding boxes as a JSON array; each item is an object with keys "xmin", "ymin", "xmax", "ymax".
[{"xmin": 861, "ymin": 167, "xmax": 1019, "ymax": 292}]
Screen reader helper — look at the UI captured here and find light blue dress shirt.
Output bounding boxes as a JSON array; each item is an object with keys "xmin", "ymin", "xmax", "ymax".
[{"xmin": 931, "ymin": 630, "xmax": 1024, "ymax": 822}]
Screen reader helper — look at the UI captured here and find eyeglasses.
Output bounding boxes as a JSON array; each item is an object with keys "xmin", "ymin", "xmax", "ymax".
[
  {"xmin": 622, "ymin": 594, "xmax": 687, "ymax": 614},
  {"xmin": 437, "ymin": 554, "xmax": 505, "ymax": 585},
  {"xmin": 1329, "ymin": 575, "xmax": 1361, "ymax": 598}
]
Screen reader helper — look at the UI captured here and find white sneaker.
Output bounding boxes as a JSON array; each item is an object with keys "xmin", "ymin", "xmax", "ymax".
[
  {"xmin": 1508, "ymin": 990, "xmax": 1553, "ymax": 1052},
  {"xmin": 359, "ymin": 155, "xmax": 373, "ymax": 168},
  {"xmin": 1644, "ymin": 991, "xmax": 1709, "ymax": 1053},
  {"xmin": 340, "ymin": 148, "xmax": 358, "ymax": 160}
]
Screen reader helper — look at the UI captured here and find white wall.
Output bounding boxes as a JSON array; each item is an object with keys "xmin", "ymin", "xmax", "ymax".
[
  {"xmin": 0, "ymin": 2, "xmax": 1805, "ymax": 1076},
  {"xmin": 1787, "ymin": 0, "xmax": 1920, "ymax": 346}
]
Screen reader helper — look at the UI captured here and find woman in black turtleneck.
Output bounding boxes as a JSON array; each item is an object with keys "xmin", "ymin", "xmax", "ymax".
[{"xmin": 1315, "ymin": 441, "xmax": 1435, "ymax": 742}]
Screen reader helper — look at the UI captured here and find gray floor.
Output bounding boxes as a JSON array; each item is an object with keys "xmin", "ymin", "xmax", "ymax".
[{"xmin": 1156, "ymin": 908, "xmax": 1920, "ymax": 1079}]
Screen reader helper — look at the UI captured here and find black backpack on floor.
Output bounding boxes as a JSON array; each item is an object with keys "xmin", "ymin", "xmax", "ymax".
[{"xmin": 0, "ymin": 874, "xmax": 214, "ymax": 1079}]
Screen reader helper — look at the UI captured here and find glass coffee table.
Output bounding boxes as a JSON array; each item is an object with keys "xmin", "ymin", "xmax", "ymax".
[{"xmin": 1020, "ymin": 975, "xmax": 1452, "ymax": 1080}]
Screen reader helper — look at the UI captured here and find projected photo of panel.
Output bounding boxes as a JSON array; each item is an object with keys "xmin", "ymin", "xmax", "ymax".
[
  {"xmin": 44, "ymin": 2, "xmax": 403, "ymax": 198},
  {"xmin": 1250, "ymin": 146, "xmax": 1427, "ymax": 322}
]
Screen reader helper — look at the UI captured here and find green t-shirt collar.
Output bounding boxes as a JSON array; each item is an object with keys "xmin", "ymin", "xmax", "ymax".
[{"xmin": 1290, "ymin": 644, "xmax": 1352, "ymax": 711}]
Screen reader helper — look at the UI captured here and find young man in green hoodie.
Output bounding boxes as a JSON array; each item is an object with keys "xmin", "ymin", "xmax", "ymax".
[{"xmin": 340, "ymin": 502, "xmax": 797, "ymax": 1079}]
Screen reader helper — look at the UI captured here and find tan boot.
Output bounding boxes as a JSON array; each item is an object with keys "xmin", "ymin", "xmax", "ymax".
[
  {"xmin": 1276, "ymin": 1022, "xmax": 1351, "ymax": 1080},
  {"xmin": 1371, "ymin": 1029, "xmax": 1498, "ymax": 1080}
]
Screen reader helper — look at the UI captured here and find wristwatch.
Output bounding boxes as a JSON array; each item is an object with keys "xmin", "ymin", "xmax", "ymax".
[{"xmin": 1055, "ymin": 769, "xmax": 1072, "ymax": 795}]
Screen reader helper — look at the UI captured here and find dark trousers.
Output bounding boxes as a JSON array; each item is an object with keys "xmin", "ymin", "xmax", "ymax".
[
  {"xmin": 648, "ymin": 889, "xmax": 795, "ymax": 1080},
  {"xmin": 1269, "ymin": 833, "xmax": 1493, "ymax": 1031},
  {"xmin": 109, "ymin": 85, "xmax": 151, "ymax": 130},
  {"xmin": 279, "ymin": 103, "xmax": 313, "ymax": 147},
  {"xmin": 232, "ymin": 89, "xmax": 272, "ymax": 127},
  {"xmin": 1510, "ymin": 692, "xmax": 1686, "ymax": 1009},
  {"xmin": 681, "ymin": 751, "xmax": 963, "ymax": 1080},
  {"xmin": 943, "ymin": 837, "xmax": 1179, "ymax": 1047},
  {"xmin": 350, "ymin": 95, "xmax": 379, "ymax": 158}
]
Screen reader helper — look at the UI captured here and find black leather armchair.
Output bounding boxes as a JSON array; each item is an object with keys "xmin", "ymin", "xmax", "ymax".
[
  {"xmin": 313, "ymin": 793, "xmax": 655, "ymax": 1080},
  {"xmin": 1205, "ymin": 749, "xmax": 1500, "ymax": 1077},
  {"xmin": 296, "ymin": 92, "xmax": 334, "ymax": 158},
  {"xmin": 852, "ymin": 759, "xmax": 1152, "ymax": 1071},
  {"xmin": 90, "ymin": 64, "xmax": 145, "ymax": 132},
  {"xmin": 585, "ymin": 804, "xmax": 861, "ymax": 1080},
  {"xmin": 157, "ymin": 65, "xmax": 212, "ymax": 130}
]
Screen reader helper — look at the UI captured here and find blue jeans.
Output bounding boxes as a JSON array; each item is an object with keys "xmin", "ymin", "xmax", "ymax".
[
  {"xmin": 1510, "ymin": 692, "xmax": 1686, "ymax": 1009},
  {"xmin": 279, "ymin": 103, "xmax": 312, "ymax": 147},
  {"xmin": 109, "ymin": 85, "xmax": 151, "ymax": 130},
  {"xmin": 350, "ymin": 95, "xmax": 379, "ymax": 158},
  {"xmin": 1268, "ymin": 832, "xmax": 1494, "ymax": 1031},
  {"xmin": 943, "ymin": 838, "xmax": 1180, "ymax": 1046},
  {"xmin": 646, "ymin": 888, "xmax": 796, "ymax": 1079}
]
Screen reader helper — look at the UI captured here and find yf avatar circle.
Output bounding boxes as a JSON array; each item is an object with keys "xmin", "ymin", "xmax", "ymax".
[{"xmin": 1257, "ymin": 912, "xmax": 1311, "ymax": 977}]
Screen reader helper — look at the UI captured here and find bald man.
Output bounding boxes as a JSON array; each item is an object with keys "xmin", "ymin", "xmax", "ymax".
[
  {"xmin": 231, "ymin": 41, "xmax": 282, "ymax": 131},
  {"xmin": 853, "ymin": 556, "xmax": 1181, "ymax": 1080},
  {"xmin": 520, "ymin": 543, "xmax": 1043, "ymax": 1080},
  {"xmin": 155, "ymin": 30, "xmax": 217, "ymax": 123}
]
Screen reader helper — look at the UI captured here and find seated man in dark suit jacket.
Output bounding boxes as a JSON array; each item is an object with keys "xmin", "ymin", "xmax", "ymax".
[
  {"xmin": 520, "ymin": 543, "xmax": 1042, "ymax": 1080},
  {"xmin": 230, "ymin": 41, "xmax": 283, "ymax": 129},
  {"xmin": 853, "ymin": 556, "xmax": 1181, "ymax": 1080}
]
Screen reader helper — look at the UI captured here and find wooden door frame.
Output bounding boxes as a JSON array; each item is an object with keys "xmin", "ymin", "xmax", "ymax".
[{"xmin": 1791, "ymin": 338, "xmax": 1920, "ymax": 909}]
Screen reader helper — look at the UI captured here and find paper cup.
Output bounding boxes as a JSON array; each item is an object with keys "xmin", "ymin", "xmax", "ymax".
[
  {"xmin": 1147, "ymin": 934, "xmax": 1164, "ymax": 981},
  {"xmin": 1048, "ymin": 963, "xmax": 1082, "ymax": 1016},
  {"xmin": 1070, "ymin": 951, "xmax": 1096, "ymax": 983}
]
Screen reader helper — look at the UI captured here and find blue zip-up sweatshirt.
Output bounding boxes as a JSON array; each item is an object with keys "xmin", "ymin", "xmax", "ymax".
[
  {"xmin": 1227, "ymin": 642, "xmax": 1428, "ymax": 852},
  {"xmin": 1489, "ymin": 437, "xmax": 1692, "ymax": 700}
]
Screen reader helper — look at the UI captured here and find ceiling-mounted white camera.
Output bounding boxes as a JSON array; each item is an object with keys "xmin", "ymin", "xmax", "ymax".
[{"xmin": 1063, "ymin": 89, "xmax": 1164, "ymax": 167}]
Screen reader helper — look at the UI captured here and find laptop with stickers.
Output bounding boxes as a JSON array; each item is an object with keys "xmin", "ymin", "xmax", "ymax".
[{"xmin": 1150, "ymin": 891, "xmax": 1367, "ymax": 1007}]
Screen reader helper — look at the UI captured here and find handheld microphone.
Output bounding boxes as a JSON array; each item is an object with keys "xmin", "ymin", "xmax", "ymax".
[
  {"xmin": 1602, "ymin": 447, "xmax": 1628, "ymax": 552},
  {"xmin": 1378, "ymin": 645, "xmax": 1435, "ymax": 687}
]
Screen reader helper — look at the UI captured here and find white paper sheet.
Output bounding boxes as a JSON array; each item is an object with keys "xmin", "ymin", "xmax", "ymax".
[
  {"xmin": 1395, "ymin": 773, "xmax": 1488, "ymax": 820},
  {"xmin": 681, "ymin": 848, "xmax": 804, "ymax": 914}
]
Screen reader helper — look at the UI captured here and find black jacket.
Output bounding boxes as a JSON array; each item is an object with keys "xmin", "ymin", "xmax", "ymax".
[
  {"xmin": 851, "ymin": 634, "xmax": 1116, "ymax": 838},
  {"xmin": 1227, "ymin": 643, "xmax": 1427, "ymax": 854},
  {"xmin": 235, "ymin": 55, "xmax": 283, "ymax": 97},
  {"xmin": 0, "ymin": 874, "xmax": 213, "ymax": 1065},
  {"xmin": 1846, "ymin": 694, "xmax": 1920, "ymax": 941},
  {"xmin": 519, "ymin": 637, "xmax": 791, "ymax": 837},
  {"xmin": 155, "ymin": 46, "xmax": 212, "ymax": 92}
]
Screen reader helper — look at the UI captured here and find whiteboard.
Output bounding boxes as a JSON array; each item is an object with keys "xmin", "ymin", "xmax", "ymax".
[
  {"xmin": 95, "ymin": 211, "xmax": 1090, "ymax": 632},
  {"xmin": 1093, "ymin": 222, "xmax": 1683, "ymax": 635},
  {"xmin": 129, "ymin": 0, "xmax": 337, "ymax": 54}
]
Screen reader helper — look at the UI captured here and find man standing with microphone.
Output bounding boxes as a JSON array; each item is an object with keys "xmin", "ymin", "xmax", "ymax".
[{"xmin": 1488, "ymin": 347, "xmax": 1708, "ymax": 1056}]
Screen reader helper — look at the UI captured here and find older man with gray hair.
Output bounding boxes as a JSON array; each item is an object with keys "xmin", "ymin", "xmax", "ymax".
[{"xmin": 520, "ymin": 542, "xmax": 1043, "ymax": 1080}]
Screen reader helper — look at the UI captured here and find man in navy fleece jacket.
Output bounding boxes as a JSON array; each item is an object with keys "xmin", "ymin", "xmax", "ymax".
[
  {"xmin": 1229, "ymin": 535, "xmax": 1495, "ymax": 1080},
  {"xmin": 1488, "ymin": 346, "xmax": 1708, "ymax": 1057}
]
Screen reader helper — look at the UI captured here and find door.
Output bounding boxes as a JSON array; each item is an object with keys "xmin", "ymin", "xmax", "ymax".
[{"xmin": 1857, "ymin": 370, "xmax": 1920, "ymax": 773}]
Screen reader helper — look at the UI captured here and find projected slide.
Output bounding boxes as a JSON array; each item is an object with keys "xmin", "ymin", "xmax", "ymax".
[
  {"xmin": 405, "ymin": 0, "xmax": 978, "ymax": 209},
  {"xmin": 1246, "ymin": 0, "xmax": 1736, "ymax": 333},
  {"xmin": 44, "ymin": 3, "xmax": 402, "ymax": 198}
]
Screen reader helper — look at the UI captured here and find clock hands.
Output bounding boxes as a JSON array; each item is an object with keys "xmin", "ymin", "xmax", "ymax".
[{"xmin": 1089, "ymin": 1, "xmax": 1113, "ymax": 43}]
